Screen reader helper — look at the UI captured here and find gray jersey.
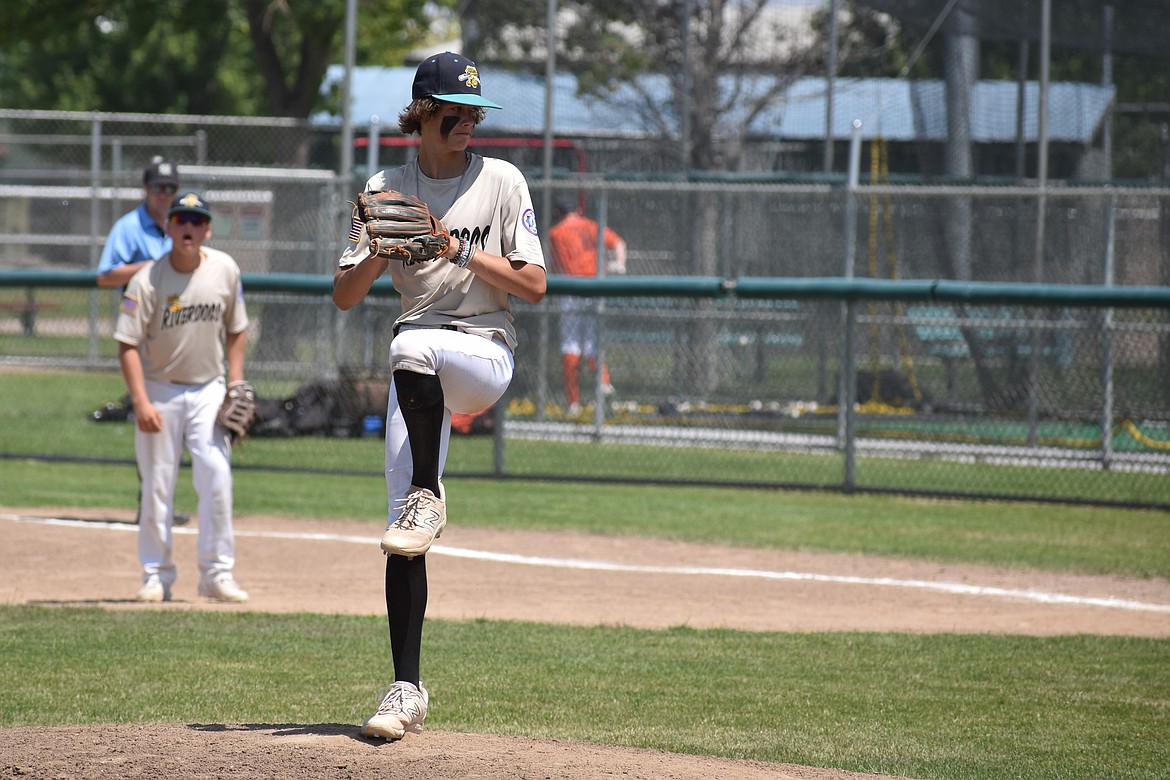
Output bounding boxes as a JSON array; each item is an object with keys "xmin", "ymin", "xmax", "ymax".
[
  {"xmin": 339, "ymin": 154, "xmax": 545, "ymax": 350},
  {"xmin": 114, "ymin": 247, "xmax": 248, "ymax": 384}
]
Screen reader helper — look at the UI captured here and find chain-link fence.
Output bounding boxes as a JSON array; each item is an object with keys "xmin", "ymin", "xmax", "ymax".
[
  {"xmin": 1, "ymin": 110, "xmax": 1168, "ymax": 508},
  {"xmin": 3, "ymin": 278, "xmax": 1168, "ymax": 509}
]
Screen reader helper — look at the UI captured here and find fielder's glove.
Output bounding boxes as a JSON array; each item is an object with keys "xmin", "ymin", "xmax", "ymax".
[
  {"xmin": 354, "ymin": 190, "xmax": 451, "ymax": 266},
  {"xmin": 217, "ymin": 380, "xmax": 257, "ymax": 443}
]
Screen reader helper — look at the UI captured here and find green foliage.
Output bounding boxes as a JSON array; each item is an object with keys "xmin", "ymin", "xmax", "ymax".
[
  {"xmin": 355, "ymin": 0, "xmax": 445, "ymax": 66},
  {"xmin": 3, "ymin": 607, "xmax": 1169, "ymax": 779},
  {"xmin": 0, "ymin": 0, "xmax": 433, "ymax": 116},
  {"xmin": 819, "ymin": 3, "xmax": 918, "ymax": 79},
  {"xmin": 0, "ymin": 0, "xmax": 257, "ymax": 114}
]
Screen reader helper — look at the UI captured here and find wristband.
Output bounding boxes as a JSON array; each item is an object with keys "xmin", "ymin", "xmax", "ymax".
[{"xmin": 451, "ymin": 237, "xmax": 474, "ymax": 268}]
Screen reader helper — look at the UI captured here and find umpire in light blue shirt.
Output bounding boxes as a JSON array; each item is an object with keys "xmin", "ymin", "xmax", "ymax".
[{"xmin": 96, "ymin": 157, "xmax": 178, "ymax": 289}]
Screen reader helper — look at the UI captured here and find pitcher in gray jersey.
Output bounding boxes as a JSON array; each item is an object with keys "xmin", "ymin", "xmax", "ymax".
[{"xmin": 333, "ymin": 52, "xmax": 547, "ymax": 741}]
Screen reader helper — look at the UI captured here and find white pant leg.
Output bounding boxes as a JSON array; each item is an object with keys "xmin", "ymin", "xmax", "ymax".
[
  {"xmin": 559, "ymin": 297, "xmax": 597, "ymax": 358},
  {"xmin": 183, "ymin": 377, "xmax": 235, "ymax": 581},
  {"xmin": 385, "ymin": 328, "xmax": 514, "ymax": 512},
  {"xmin": 136, "ymin": 380, "xmax": 186, "ymax": 585}
]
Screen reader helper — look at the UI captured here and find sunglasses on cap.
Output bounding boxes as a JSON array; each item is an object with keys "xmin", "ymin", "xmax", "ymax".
[
  {"xmin": 149, "ymin": 184, "xmax": 178, "ymax": 195},
  {"xmin": 169, "ymin": 213, "xmax": 209, "ymax": 226}
]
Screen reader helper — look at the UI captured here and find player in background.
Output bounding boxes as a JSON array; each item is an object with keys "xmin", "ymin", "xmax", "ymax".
[
  {"xmin": 547, "ymin": 198, "xmax": 627, "ymax": 415},
  {"xmin": 97, "ymin": 157, "xmax": 177, "ymax": 289},
  {"xmin": 333, "ymin": 51, "xmax": 546, "ymax": 741},
  {"xmin": 114, "ymin": 192, "xmax": 251, "ymax": 604}
]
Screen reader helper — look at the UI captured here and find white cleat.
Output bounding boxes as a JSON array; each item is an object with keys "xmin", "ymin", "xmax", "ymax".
[
  {"xmin": 381, "ymin": 485, "xmax": 446, "ymax": 558},
  {"xmin": 135, "ymin": 575, "xmax": 171, "ymax": 603},
  {"xmin": 198, "ymin": 574, "xmax": 249, "ymax": 603},
  {"xmin": 361, "ymin": 681, "xmax": 429, "ymax": 740}
]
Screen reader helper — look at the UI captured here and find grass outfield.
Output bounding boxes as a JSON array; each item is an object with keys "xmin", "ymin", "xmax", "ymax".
[
  {"xmin": 2, "ymin": 368, "xmax": 1168, "ymax": 506},
  {"xmin": 2, "ymin": 607, "xmax": 1168, "ymax": 780}
]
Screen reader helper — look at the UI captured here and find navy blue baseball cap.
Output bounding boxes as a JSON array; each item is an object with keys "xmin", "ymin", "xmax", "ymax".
[
  {"xmin": 143, "ymin": 158, "xmax": 179, "ymax": 187},
  {"xmin": 168, "ymin": 192, "xmax": 212, "ymax": 220},
  {"xmin": 412, "ymin": 52, "xmax": 502, "ymax": 109}
]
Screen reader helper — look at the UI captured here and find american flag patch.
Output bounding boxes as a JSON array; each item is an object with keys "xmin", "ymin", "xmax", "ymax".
[
  {"xmin": 120, "ymin": 294, "xmax": 138, "ymax": 315},
  {"xmin": 348, "ymin": 215, "xmax": 363, "ymax": 243}
]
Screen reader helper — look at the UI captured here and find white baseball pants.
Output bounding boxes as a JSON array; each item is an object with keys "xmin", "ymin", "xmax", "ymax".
[
  {"xmin": 385, "ymin": 327, "xmax": 514, "ymax": 511},
  {"xmin": 136, "ymin": 376, "xmax": 236, "ymax": 587},
  {"xmin": 558, "ymin": 296, "xmax": 600, "ymax": 357}
]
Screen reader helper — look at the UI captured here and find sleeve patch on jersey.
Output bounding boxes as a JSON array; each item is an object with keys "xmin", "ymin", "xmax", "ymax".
[
  {"xmin": 119, "ymin": 294, "xmax": 138, "ymax": 315},
  {"xmin": 348, "ymin": 215, "xmax": 363, "ymax": 243},
  {"xmin": 522, "ymin": 208, "xmax": 539, "ymax": 236}
]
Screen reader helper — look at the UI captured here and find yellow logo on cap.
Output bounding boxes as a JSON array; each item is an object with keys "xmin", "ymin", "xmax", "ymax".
[
  {"xmin": 459, "ymin": 66, "xmax": 481, "ymax": 89},
  {"xmin": 178, "ymin": 193, "xmax": 202, "ymax": 208}
]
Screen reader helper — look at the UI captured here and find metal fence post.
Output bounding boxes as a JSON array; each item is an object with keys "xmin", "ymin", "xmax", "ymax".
[
  {"xmin": 366, "ymin": 117, "xmax": 380, "ymax": 177},
  {"xmin": 87, "ymin": 117, "xmax": 103, "ymax": 362},
  {"xmin": 535, "ymin": 299, "xmax": 549, "ymax": 422},
  {"xmin": 1101, "ymin": 192, "xmax": 1117, "ymax": 469},
  {"xmin": 838, "ymin": 120, "xmax": 862, "ymax": 490},
  {"xmin": 493, "ymin": 388, "xmax": 507, "ymax": 477},
  {"xmin": 592, "ymin": 189, "xmax": 609, "ymax": 436}
]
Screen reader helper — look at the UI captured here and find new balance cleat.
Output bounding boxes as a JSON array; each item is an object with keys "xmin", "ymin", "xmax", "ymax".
[
  {"xmin": 361, "ymin": 681, "xmax": 429, "ymax": 740},
  {"xmin": 381, "ymin": 485, "xmax": 446, "ymax": 558}
]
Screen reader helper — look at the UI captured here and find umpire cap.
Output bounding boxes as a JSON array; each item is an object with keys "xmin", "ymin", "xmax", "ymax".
[{"xmin": 143, "ymin": 158, "xmax": 179, "ymax": 188}]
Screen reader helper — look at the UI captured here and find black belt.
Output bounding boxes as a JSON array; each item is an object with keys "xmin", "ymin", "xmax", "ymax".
[{"xmin": 393, "ymin": 323, "xmax": 460, "ymax": 337}]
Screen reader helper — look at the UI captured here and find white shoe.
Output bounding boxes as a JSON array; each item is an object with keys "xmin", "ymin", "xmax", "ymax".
[
  {"xmin": 381, "ymin": 485, "xmax": 446, "ymax": 558},
  {"xmin": 566, "ymin": 402, "xmax": 581, "ymax": 417},
  {"xmin": 135, "ymin": 575, "xmax": 171, "ymax": 603},
  {"xmin": 361, "ymin": 681, "xmax": 429, "ymax": 740},
  {"xmin": 198, "ymin": 574, "xmax": 249, "ymax": 603},
  {"xmin": 601, "ymin": 383, "xmax": 616, "ymax": 396}
]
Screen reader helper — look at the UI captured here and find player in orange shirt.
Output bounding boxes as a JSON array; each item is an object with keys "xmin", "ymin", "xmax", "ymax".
[{"xmin": 547, "ymin": 199, "xmax": 627, "ymax": 414}]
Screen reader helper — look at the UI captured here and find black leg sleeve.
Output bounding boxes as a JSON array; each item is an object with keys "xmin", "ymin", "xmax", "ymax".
[
  {"xmin": 393, "ymin": 369, "xmax": 444, "ymax": 496},
  {"xmin": 385, "ymin": 553, "xmax": 427, "ymax": 687}
]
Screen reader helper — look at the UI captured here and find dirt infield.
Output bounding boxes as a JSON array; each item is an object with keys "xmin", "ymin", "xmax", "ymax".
[{"xmin": 4, "ymin": 506, "xmax": 1170, "ymax": 779}]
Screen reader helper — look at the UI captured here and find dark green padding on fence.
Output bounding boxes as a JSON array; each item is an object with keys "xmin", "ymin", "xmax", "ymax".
[{"xmin": 2, "ymin": 269, "xmax": 1169, "ymax": 308}]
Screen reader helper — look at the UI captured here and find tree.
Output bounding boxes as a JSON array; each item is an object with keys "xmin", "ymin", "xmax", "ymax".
[
  {"xmin": 244, "ymin": 0, "xmax": 437, "ymax": 118},
  {"xmin": 0, "ymin": 0, "xmax": 253, "ymax": 114},
  {"xmin": 0, "ymin": 0, "xmax": 435, "ymax": 117},
  {"xmin": 556, "ymin": 1, "xmax": 825, "ymax": 392}
]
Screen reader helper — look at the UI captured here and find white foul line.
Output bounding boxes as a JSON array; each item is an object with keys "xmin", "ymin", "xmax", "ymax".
[{"xmin": 7, "ymin": 514, "xmax": 1170, "ymax": 614}]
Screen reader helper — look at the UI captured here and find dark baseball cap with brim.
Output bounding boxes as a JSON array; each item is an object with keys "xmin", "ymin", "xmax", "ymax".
[
  {"xmin": 144, "ymin": 159, "xmax": 179, "ymax": 187},
  {"xmin": 412, "ymin": 52, "xmax": 502, "ymax": 109},
  {"xmin": 168, "ymin": 192, "xmax": 212, "ymax": 220}
]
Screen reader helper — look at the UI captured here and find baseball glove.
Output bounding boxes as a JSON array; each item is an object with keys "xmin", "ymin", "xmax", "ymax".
[
  {"xmin": 355, "ymin": 190, "xmax": 451, "ymax": 266},
  {"xmin": 217, "ymin": 380, "xmax": 257, "ymax": 443}
]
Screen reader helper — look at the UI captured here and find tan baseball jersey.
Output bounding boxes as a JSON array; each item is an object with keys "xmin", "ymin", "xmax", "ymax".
[{"xmin": 114, "ymin": 247, "xmax": 249, "ymax": 384}]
